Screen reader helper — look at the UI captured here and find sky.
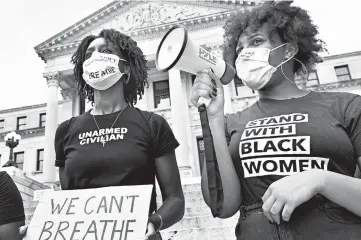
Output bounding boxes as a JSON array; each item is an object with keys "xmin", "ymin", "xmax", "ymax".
[{"xmin": 0, "ymin": 0, "xmax": 359, "ymax": 110}]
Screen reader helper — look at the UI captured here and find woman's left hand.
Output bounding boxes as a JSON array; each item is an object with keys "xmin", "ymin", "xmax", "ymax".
[
  {"xmin": 143, "ymin": 222, "xmax": 156, "ymax": 240},
  {"xmin": 262, "ymin": 169, "xmax": 326, "ymax": 224}
]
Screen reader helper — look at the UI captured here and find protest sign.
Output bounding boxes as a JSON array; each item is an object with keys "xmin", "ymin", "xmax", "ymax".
[{"xmin": 24, "ymin": 185, "xmax": 153, "ymax": 240}]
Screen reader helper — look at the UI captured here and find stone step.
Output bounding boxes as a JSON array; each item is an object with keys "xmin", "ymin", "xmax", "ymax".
[
  {"xmin": 23, "ymin": 200, "xmax": 39, "ymax": 208},
  {"xmin": 156, "ymin": 190, "xmax": 204, "ymax": 201},
  {"xmin": 161, "ymin": 226, "xmax": 236, "ymax": 240},
  {"xmin": 184, "ymin": 205, "xmax": 213, "ymax": 217},
  {"xmin": 179, "ymin": 180, "xmax": 201, "ymax": 192},
  {"xmin": 166, "ymin": 214, "xmax": 238, "ymax": 231},
  {"xmin": 157, "ymin": 197, "xmax": 209, "ymax": 210}
]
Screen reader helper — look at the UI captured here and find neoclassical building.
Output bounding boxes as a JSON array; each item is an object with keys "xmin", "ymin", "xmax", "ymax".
[
  {"xmin": 1, "ymin": 0, "xmax": 361, "ymax": 188},
  {"xmin": 1, "ymin": 2, "xmax": 361, "ymax": 237}
]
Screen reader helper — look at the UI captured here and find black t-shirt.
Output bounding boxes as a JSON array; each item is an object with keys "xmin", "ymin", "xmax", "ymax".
[
  {"xmin": 225, "ymin": 91, "xmax": 361, "ymax": 206},
  {"xmin": 54, "ymin": 107, "xmax": 179, "ymax": 214}
]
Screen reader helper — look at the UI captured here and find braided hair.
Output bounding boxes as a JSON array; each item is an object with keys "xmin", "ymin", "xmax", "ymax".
[{"xmin": 71, "ymin": 29, "xmax": 149, "ymax": 106}]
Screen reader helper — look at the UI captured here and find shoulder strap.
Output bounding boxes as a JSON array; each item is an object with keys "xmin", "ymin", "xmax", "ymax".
[{"xmin": 199, "ymin": 106, "xmax": 224, "ymax": 218}]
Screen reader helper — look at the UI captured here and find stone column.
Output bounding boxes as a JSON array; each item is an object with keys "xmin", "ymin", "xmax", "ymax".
[
  {"xmin": 43, "ymin": 71, "xmax": 60, "ymax": 184},
  {"xmin": 181, "ymin": 72, "xmax": 196, "ymax": 177},
  {"xmin": 60, "ymin": 88, "xmax": 79, "ymax": 118},
  {"xmin": 209, "ymin": 42, "xmax": 234, "ymax": 114},
  {"xmin": 168, "ymin": 69, "xmax": 192, "ymax": 176},
  {"xmin": 223, "ymin": 84, "xmax": 233, "ymax": 114}
]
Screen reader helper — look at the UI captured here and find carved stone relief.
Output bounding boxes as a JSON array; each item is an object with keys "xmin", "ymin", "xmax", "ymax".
[
  {"xmin": 119, "ymin": 3, "xmax": 220, "ymax": 31},
  {"xmin": 201, "ymin": 42, "xmax": 224, "ymax": 58},
  {"xmin": 74, "ymin": 2, "xmax": 223, "ymax": 41}
]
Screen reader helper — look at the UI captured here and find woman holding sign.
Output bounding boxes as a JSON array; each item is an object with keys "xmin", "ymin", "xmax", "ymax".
[
  {"xmin": 22, "ymin": 29, "xmax": 185, "ymax": 240},
  {"xmin": 191, "ymin": 1, "xmax": 361, "ymax": 239},
  {"xmin": 0, "ymin": 171, "xmax": 25, "ymax": 240}
]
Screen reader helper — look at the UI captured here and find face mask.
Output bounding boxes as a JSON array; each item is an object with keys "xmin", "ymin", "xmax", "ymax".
[
  {"xmin": 235, "ymin": 43, "xmax": 291, "ymax": 90},
  {"xmin": 82, "ymin": 52, "xmax": 127, "ymax": 91}
]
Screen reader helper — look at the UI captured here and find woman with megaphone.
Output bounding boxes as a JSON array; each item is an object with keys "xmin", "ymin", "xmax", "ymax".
[
  {"xmin": 191, "ymin": 1, "xmax": 361, "ymax": 239},
  {"xmin": 20, "ymin": 29, "xmax": 185, "ymax": 240}
]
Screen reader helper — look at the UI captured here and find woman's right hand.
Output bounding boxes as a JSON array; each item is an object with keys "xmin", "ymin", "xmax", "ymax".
[{"xmin": 190, "ymin": 68, "xmax": 225, "ymax": 119}]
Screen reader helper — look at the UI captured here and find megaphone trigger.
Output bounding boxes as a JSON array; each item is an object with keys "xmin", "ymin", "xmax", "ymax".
[{"xmin": 197, "ymin": 97, "xmax": 211, "ymax": 108}]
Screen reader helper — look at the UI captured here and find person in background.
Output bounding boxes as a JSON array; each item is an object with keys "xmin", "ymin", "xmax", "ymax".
[
  {"xmin": 21, "ymin": 29, "xmax": 185, "ymax": 240},
  {"xmin": 191, "ymin": 1, "xmax": 361, "ymax": 239},
  {"xmin": 0, "ymin": 171, "xmax": 25, "ymax": 240}
]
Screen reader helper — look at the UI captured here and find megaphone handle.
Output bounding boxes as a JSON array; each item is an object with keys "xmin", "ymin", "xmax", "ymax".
[{"xmin": 198, "ymin": 97, "xmax": 211, "ymax": 108}]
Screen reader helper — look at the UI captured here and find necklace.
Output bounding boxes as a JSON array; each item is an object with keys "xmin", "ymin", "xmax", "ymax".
[{"xmin": 92, "ymin": 105, "xmax": 128, "ymax": 147}]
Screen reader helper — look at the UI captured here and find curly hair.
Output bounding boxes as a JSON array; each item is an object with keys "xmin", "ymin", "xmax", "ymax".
[
  {"xmin": 71, "ymin": 29, "xmax": 149, "ymax": 106},
  {"xmin": 223, "ymin": 1, "xmax": 327, "ymax": 76}
]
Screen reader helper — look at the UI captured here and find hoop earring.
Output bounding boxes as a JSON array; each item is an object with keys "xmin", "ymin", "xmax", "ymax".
[{"xmin": 281, "ymin": 58, "xmax": 308, "ymax": 84}]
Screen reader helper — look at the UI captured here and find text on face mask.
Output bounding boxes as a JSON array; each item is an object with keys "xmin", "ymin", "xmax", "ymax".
[
  {"xmin": 100, "ymin": 55, "xmax": 117, "ymax": 63},
  {"xmin": 88, "ymin": 67, "xmax": 117, "ymax": 79},
  {"xmin": 240, "ymin": 51, "xmax": 255, "ymax": 59}
]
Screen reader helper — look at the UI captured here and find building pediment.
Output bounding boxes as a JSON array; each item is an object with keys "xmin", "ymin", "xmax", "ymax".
[
  {"xmin": 70, "ymin": 1, "xmax": 231, "ymax": 42},
  {"xmin": 34, "ymin": 0, "xmax": 262, "ymax": 62}
]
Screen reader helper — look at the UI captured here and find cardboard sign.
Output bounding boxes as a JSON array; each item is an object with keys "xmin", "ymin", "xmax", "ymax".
[{"xmin": 24, "ymin": 185, "xmax": 153, "ymax": 240}]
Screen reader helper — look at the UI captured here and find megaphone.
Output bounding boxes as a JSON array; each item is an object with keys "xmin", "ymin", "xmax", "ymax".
[{"xmin": 156, "ymin": 25, "xmax": 236, "ymax": 107}]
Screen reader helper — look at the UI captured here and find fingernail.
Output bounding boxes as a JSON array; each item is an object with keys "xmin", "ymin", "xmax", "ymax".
[
  {"xmin": 210, "ymin": 68, "xmax": 214, "ymax": 73},
  {"xmin": 212, "ymin": 92, "xmax": 217, "ymax": 97},
  {"xmin": 209, "ymin": 93, "xmax": 213, "ymax": 98},
  {"xmin": 211, "ymin": 79, "xmax": 216, "ymax": 85},
  {"xmin": 213, "ymin": 87, "xmax": 217, "ymax": 92}
]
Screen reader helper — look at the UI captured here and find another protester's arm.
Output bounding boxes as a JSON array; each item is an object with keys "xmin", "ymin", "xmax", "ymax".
[{"xmin": 191, "ymin": 69, "xmax": 241, "ymax": 218}]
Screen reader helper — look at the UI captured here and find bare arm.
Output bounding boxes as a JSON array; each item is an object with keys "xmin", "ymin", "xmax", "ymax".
[
  {"xmin": 200, "ymin": 114, "xmax": 242, "ymax": 218},
  {"xmin": 153, "ymin": 150, "xmax": 185, "ymax": 229},
  {"xmin": 319, "ymin": 157, "xmax": 361, "ymax": 216}
]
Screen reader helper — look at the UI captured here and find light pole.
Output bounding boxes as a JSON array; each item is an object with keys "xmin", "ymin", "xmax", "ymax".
[{"xmin": 2, "ymin": 131, "xmax": 21, "ymax": 168}]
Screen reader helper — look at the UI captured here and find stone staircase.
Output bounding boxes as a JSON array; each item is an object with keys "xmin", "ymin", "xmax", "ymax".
[
  {"xmin": 23, "ymin": 177, "xmax": 239, "ymax": 240},
  {"xmin": 158, "ymin": 178, "xmax": 238, "ymax": 240}
]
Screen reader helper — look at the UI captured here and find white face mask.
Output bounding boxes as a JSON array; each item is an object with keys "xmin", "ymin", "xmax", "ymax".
[
  {"xmin": 235, "ymin": 43, "xmax": 292, "ymax": 90},
  {"xmin": 82, "ymin": 52, "xmax": 127, "ymax": 91}
]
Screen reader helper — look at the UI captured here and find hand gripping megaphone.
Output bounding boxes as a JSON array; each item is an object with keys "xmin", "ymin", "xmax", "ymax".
[
  {"xmin": 156, "ymin": 25, "xmax": 230, "ymax": 218},
  {"xmin": 155, "ymin": 25, "xmax": 236, "ymax": 107}
]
